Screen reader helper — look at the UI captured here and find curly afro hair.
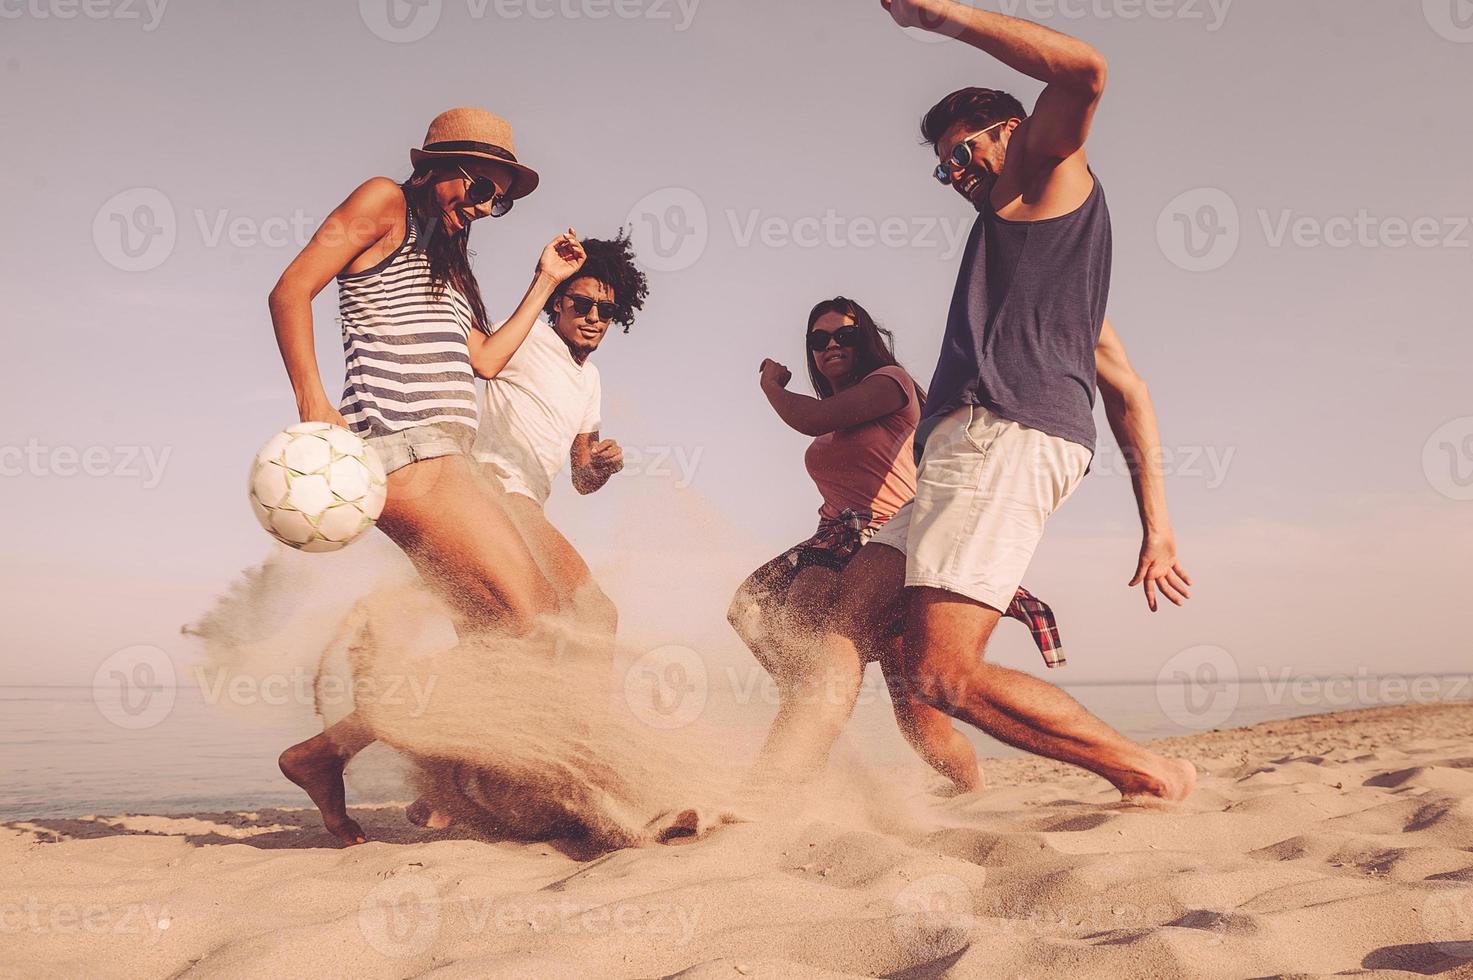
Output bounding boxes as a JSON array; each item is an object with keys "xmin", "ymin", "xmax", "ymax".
[
  {"xmin": 919, "ymin": 87, "xmax": 1028, "ymax": 151},
  {"xmin": 544, "ymin": 229, "xmax": 649, "ymax": 334}
]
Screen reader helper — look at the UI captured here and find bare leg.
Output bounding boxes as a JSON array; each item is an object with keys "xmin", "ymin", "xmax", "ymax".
[
  {"xmin": 754, "ymin": 566, "xmax": 859, "ymax": 777},
  {"xmin": 376, "ymin": 456, "xmax": 558, "ymax": 638},
  {"xmin": 881, "ymin": 636, "xmax": 983, "ymax": 793},
  {"xmin": 903, "ymin": 587, "xmax": 1196, "ymax": 801},
  {"xmin": 727, "ymin": 554, "xmax": 798, "ymax": 680},
  {"xmin": 759, "ymin": 546, "xmax": 906, "ymax": 778},
  {"xmin": 279, "ymin": 714, "xmax": 376, "ymax": 845},
  {"xmin": 281, "ymin": 454, "xmax": 558, "ymax": 843},
  {"xmin": 495, "ymin": 486, "xmax": 618, "ymax": 640}
]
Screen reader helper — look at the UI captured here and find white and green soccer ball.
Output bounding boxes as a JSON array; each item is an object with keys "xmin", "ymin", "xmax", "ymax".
[{"xmin": 249, "ymin": 422, "xmax": 388, "ymax": 553}]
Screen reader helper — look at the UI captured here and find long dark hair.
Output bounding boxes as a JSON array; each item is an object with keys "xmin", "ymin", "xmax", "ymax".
[
  {"xmin": 805, "ymin": 296, "xmax": 926, "ymax": 410},
  {"xmin": 401, "ymin": 164, "xmax": 491, "ymax": 335}
]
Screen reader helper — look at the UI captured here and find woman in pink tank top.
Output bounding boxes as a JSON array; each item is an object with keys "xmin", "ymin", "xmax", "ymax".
[{"xmin": 729, "ymin": 297, "xmax": 1065, "ymax": 792}]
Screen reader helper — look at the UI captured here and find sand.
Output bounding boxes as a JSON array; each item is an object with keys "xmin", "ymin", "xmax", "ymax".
[{"xmin": 5, "ymin": 702, "xmax": 1473, "ymax": 979}]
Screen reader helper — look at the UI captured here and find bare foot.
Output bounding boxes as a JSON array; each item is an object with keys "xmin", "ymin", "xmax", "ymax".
[
  {"xmin": 1118, "ymin": 756, "xmax": 1197, "ymax": 804},
  {"xmin": 936, "ymin": 773, "xmax": 986, "ymax": 797},
  {"xmin": 279, "ymin": 735, "xmax": 366, "ymax": 846},
  {"xmin": 405, "ymin": 798, "xmax": 454, "ymax": 830}
]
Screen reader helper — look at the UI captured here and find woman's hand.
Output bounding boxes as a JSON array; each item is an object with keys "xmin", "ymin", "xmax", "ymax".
[
  {"xmin": 538, "ymin": 229, "xmax": 587, "ymax": 284},
  {"xmin": 299, "ymin": 397, "xmax": 349, "ymax": 429},
  {"xmin": 759, "ymin": 358, "xmax": 792, "ymax": 389}
]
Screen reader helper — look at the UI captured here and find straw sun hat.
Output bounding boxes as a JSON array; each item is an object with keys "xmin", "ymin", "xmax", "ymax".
[{"xmin": 410, "ymin": 107, "xmax": 540, "ymax": 200}]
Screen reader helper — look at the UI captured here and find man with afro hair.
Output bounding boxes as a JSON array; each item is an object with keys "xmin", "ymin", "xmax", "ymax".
[{"xmin": 471, "ymin": 231, "xmax": 648, "ymax": 638}]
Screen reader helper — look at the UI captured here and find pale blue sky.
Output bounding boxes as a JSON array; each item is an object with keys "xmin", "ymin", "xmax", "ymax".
[{"xmin": 2, "ymin": 0, "xmax": 1471, "ymax": 688}]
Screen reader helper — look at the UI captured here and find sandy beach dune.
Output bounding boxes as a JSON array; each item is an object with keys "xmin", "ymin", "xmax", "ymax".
[{"xmin": 5, "ymin": 702, "xmax": 1473, "ymax": 979}]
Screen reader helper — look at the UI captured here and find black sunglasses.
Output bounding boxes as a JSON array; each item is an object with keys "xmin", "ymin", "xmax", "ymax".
[
  {"xmin": 566, "ymin": 294, "xmax": 619, "ymax": 322},
  {"xmin": 458, "ymin": 166, "xmax": 513, "ymax": 217},
  {"xmin": 807, "ymin": 325, "xmax": 860, "ymax": 352}
]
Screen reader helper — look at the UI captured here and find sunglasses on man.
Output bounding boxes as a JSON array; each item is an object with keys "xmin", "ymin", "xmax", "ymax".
[
  {"xmin": 932, "ymin": 120, "xmax": 1008, "ymax": 185},
  {"xmin": 457, "ymin": 166, "xmax": 514, "ymax": 217},
  {"xmin": 807, "ymin": 325, "xmax": 860, "ymax": 352},
  {"xmin": 565, "ymin": 294, "xmax": 619, "ymax": 322}
]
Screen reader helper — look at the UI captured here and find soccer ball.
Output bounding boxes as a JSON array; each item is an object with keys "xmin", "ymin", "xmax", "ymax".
[{"xmin": 249, "ymin": 422, "xmax": 388, "ymax": 553}]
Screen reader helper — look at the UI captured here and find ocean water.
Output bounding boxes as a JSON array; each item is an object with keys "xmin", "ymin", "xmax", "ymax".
[{"xmin": 4, "ymin": 674, "xmax": 1469, "ymax": 822}]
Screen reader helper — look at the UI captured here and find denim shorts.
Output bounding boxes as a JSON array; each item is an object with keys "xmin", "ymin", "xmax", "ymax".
[{"xmin": 363, "ymin": 422, "xmax": 474, "ymax": 476}]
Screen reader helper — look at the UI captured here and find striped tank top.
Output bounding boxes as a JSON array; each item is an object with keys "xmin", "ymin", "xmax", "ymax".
[{"xmin": 337, "ymin": 196, "xmax": 485, "ymax": 438}]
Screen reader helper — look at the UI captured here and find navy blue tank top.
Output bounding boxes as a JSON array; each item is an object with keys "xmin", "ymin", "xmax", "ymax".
[{"xmin": 922, "ymin": 171, "xmax": 1112, "ymax": 452}]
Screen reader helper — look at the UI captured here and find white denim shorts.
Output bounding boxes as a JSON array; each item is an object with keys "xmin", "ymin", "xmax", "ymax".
[
  {"xmin": 869, "ymin": 404, "xmax": 1092, "ymax": 611},
  {"xmin": 362, "ymin": 423, "xmax": 473, "ymax": 476}
]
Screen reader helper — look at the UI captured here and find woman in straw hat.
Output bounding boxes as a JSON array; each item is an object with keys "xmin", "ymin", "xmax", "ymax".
[{"xmin": 270, "ymin": 107, "xmax": 585, "ymax": 845}]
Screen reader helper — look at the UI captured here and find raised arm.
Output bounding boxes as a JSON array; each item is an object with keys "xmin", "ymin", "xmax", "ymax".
[
  {"xmin": 268, "ymin": 177, "xmax": 403, "ymax": 425},
  {"xmin": 883, "ymin": 0, "xmax": 1107, "ymax": 160},
  {"xmin": 467, "ymin": 231, "xmax": 585, "ymax": 379},
  {"xmin": 758, "ymin": 360, "xmax": 910, "ymax": 438},
  {"xmin": 1095, "ymin": 317, "xmax": 1192, "ymax": 611}
]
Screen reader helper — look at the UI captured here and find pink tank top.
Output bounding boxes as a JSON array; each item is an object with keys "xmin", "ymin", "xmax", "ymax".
[{"xmin": 803, "ymin": 366, "xmax": 919, "ymax": 522}]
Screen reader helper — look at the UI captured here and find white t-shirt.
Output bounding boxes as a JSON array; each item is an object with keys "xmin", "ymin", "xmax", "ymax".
[{"xmin": 472, "ymin": 318, "xmax": 602, "ymax": 505}]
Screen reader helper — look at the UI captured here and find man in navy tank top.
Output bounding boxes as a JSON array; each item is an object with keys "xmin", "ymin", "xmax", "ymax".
[{"xmin": 790, "ymin": 0, "xmax": 1198, "ymax": 802}]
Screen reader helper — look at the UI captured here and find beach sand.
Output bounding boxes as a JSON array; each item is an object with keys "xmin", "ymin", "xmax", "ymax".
[{"xmin": 4, "ymin": 702, "xmax": 1473, "ymax": 979}]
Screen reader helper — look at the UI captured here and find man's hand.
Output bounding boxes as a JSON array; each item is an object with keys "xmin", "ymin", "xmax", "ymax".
[
  {"xmin": 588, "ymin": 438, "xmax": 624, "ymax": 478},
  {"xmin": 880, "ymin": 0, "xmax": 950, "ymax": 31},
  {"xmin": 759, "ymin": 358, "xmax": 792, "ymax": 389},
  {"xmin": 1130, "ymin": 530, "xmax": 1192, "ymax": 612}
]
